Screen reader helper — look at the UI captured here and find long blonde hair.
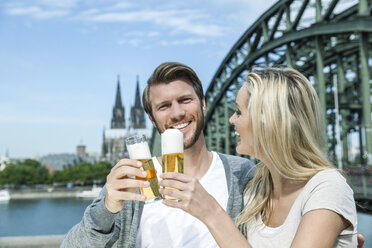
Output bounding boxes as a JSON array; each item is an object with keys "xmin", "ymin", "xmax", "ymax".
[{"xmin": 236, "ymin": 68, "xmax": 334, "ymax": 226}]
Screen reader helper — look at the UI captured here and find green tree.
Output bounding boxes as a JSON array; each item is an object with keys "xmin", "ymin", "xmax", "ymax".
[
  {"xmin": 48, "ymin": 161, "xmax": 112, "ymax": 184},
  {"xmin": 0, "ymin": 159, "xmax": 115, "ymax": 186},
  {"xmin": 92, "ymin": 161, "xmax": 112, "ymax": 182},
  {"xmin": 0, "ymin": 159, "xmax": 48, "ymax": 185}
]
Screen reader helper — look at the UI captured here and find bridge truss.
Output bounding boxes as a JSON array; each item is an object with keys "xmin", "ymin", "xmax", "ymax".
[{"xmin": 204, "ymin": 0, "xmax": 372, "ymax": 167}]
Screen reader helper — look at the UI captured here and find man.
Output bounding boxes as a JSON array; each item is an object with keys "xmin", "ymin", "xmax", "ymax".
[
  {"xmin": 61, "ymin": 62, "xmax": 254, "ymax": 248},
  {"xmin": 62, "ymin": 62, "xmax": 364, "ymax": 248}
]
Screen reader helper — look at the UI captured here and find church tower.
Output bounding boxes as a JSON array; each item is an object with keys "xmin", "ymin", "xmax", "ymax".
[
  {"xmin": 130, "ymin": 75, "xmax": 146, "ymax": 129},
  {"xmin": 111, "ymin": 75, "xmax": 126, "ymax": 129},
  {"xmin": 102, "ymin": 74, "xmax": 152, "ymax": 163}
]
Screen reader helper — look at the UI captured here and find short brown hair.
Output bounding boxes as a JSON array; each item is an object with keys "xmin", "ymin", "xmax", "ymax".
[{"xmin": 142, "ymin": 62, "xmax": 204, "ymax": 118}]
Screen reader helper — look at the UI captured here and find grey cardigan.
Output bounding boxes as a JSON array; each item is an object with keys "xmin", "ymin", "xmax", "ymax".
[{"xmin": 61, "ymin": 153, "xmax": 255, "ymax": 248}]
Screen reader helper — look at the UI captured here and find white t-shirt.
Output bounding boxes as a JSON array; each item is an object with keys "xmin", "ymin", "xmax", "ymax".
[
  {"xmin": 245, "ymin": 169, "xmax": 357, "ymax": 248},
  {"xmin": 136, "ymin": 151, "xmax": 228, "ymax": 248}
]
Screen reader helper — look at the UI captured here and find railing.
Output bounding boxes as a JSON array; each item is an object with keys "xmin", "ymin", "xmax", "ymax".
[{"xmin": 345, "ymin": 167, "xmax": 372, "ymax": 213}]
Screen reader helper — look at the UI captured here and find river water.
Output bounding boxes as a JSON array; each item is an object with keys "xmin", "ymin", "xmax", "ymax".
[
  {"xmin": 0, "ymin": 198, "xmax": 92, "ymax": 237},
  {"xmin": 0, "ymin": 198, "xmax": 371, "ymax": 247}
]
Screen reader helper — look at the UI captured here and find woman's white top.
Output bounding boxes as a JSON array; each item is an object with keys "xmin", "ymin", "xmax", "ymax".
[{"xmin": 245, "ymin": 169, "xmax": 357, "ymax": 248}]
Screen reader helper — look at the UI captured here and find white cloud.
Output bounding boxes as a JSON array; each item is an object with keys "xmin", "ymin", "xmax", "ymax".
[
  {"xmin": 37, "ymin": 0, "xmax": 78, "ymax": 9},
  {"xmin": 117, "ymin": 38, "xmax": 141, "ymax": 47},
  {"xmin": 80, "ymin": 25, "xmax": 98, "ymax": 34},
  {"xmin": 160, "ymin": 37, "xmax": 207, "ymax": 46},
  {"xmin": 3, "ymin": 1, "xmax": 226, "ymax": 37},
  {"xmin": 121, "ymin": 31, "xmax": 160, "ymax": 38},
  {"xmin": 122, "ymin": 31, "xmax": 146, "ymax": 37},
  {"xmin": 79, "ymin": 10, "xmax": 159, "ymax": 22},
  {"xmin": 77, "ymin": 9, "xmax": 224, "ymax": 37},
  {"xmin": 221, "ymin": 0, "xmax": 279, "ymax": 29},
  {"xmin": 117, "ymin": 30, "xmax": 161, "ymax": 47},
  {"xmin": 104, "ymin": 2, "xmax": 133, "ymax": 11},
  {"xmin": 6, "ymin": 6, "xmax": 69, "ymax": 19},
  {"xmin": 148, "ymin": 31, "xmax": 160, "ymax": 37},
  {"xmin": 154, "ymin": 11, "xmax": 223, "ymax": 36},
  {"xmin": 79, "ymin": 8, "xmax": 100, "ymax": 16},
  {"xmin": 208, "ymin": 0, "xmax": 278, "ymax": 9}
]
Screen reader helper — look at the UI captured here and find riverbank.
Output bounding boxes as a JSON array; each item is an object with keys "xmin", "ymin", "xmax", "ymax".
[
  {"xmin": 0, "ymin": 235, "xmax": 119, "ymax": 248},
  {"xmin": 0, "ymin": 235, "xmax": 65, "ymax": 248},
  {"xmin": 7, "ymin": 186, "xmax": 94, "ymax": 199}
]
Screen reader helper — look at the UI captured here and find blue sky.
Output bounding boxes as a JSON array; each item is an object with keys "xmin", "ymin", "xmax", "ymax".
[{"xmin": 0, "ymin": 0, "xmax": 277, "ymax": 158}]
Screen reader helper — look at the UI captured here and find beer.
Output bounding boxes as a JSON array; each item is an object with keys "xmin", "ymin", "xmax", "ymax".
[
  {"xmin": 126, "ymin": 135, "xmax": 162, "ymax": 204},
  {"xmin": 135, "ymin": 159, "xmax": 161, "ymax": 201},
  {"xmin": 161, "ymin": 129, "xmax": 184, "ymax": 201},
  {"xmin": 162, "ymin": 153, "xmax": 184, "ymax": 174}
]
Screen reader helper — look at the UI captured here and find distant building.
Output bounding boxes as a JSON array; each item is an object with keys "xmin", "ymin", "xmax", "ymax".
[
  {"xmin": 101, "ymin": 75, "xmax": 152, "ymax": 163},
  {"xmin": 77, "ymin": 144, "xmax": 87, "ymax": 157},
  {"xmin": 0, "ymin": 156, "xmax": 10, "ymax": 171},
  {"xmin": 40, "ymin": 153, "xmax": 82, "ymax": 171},
  {"xmin": 40, "ymin": 145, "xmax": 99, "ymax": 171}
]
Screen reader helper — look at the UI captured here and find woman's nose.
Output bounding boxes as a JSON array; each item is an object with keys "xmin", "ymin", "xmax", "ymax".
[{"xmin": 229, "ymin": 113, "xmax": 235, "ymax": 124}]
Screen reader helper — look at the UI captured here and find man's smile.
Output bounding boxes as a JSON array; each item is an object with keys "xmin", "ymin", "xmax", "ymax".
[{"xmin": 171, "ymin": 121, "xmax": 191, "ymax": 130}]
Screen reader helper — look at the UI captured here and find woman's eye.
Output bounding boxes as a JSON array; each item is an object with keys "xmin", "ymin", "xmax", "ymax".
[{"xmin": 235, "ymin": 109, "xmax": 241, "ymax": 116}]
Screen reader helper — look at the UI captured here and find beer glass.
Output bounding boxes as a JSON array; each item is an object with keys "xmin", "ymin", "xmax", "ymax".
[
  {"xmin": 161, "ymin": 129, "xmax": 184, "ymax": 201},
  {"xmin": 125, "ymin": 135, "xmax": 162, "ymax": 204}
]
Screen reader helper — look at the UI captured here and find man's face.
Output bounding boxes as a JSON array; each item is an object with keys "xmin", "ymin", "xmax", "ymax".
[{"xmin": 148, "ymin": 80, "xmax": 205, "ymax": 149}]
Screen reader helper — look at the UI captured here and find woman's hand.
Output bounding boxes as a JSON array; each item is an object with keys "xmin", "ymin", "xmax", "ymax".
[
  {"xmin": 159, "ymin": 172, "xmax": 221, "ymax": 223},
  {"xmin": 160, "ymin": 172, "xmax": 252, "ymax": 248}
]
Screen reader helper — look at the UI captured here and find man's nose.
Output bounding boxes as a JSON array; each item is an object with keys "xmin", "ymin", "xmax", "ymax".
[{"xmin": 170, "ymin": 103, "xmax": 186, "ymax": 120}]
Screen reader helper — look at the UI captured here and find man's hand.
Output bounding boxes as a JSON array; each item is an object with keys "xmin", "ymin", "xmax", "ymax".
[
  {"xmin": 357, "ymin": 234, "xmax": 365, "ymax": 248},
  {"xmin": 104, "ymin": 159, "xmax": 149, "ymax": 213}
]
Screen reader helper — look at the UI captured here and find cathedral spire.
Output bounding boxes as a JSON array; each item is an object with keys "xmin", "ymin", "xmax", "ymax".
[
  {"xmin": 115, "ymin": 75, "xmax": 123, "ymax": 108},
  {"xmin": 130, "ymin": 75, "xmax": 146, "ymax": 129},
  {"xmin": 134, "ymin": 75, "xmax": 141, "ymax": 108},
  {"xmin": 111, "ymin": 75, "xmax": 125, "ymax": 129}
]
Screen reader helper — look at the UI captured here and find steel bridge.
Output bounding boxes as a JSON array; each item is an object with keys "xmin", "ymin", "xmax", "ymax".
[
  {"xmin": 205, "ymin": 0, "xmax": 371, "ymax": 163},
  {"xmin": 203, "ymin": 0, "xmax": 372, "ymax": 209},
  {"xmin": 151, "ymin": 0, "xmax": 372, "ymax": 210}
]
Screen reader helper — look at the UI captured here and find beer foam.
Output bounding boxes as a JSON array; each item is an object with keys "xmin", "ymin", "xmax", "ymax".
[
  {"xmin": 161, "ymin": 129, "xmax": 184, "ymax": 155},
  {"xmin": 127, "ymin": 141, "xmax": 152, "ymax": 159}
]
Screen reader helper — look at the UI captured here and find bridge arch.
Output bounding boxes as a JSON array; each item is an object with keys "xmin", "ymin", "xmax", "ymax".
[{"xmin": 204, "ymin": 0, "xmax": 372, "ymax": 167}]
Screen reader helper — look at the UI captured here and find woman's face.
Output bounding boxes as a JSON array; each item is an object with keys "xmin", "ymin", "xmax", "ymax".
[{"xmin": 229, "ymin": 84, "xmax": 254, "ymax": 156}]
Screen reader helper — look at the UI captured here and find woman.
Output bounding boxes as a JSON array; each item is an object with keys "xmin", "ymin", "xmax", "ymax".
[{"xmin": 159, "ymin": 67, "xmax": 357, "ymax": 247}]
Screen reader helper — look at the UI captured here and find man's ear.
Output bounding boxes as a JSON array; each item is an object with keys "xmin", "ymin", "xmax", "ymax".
[
  {"xmin": 147, "ymin": 113, "xmax": 156, "ymax": 126},
  {"xmin": 202, "ymin": 97, "xmax": 206, "ymax": 113}
]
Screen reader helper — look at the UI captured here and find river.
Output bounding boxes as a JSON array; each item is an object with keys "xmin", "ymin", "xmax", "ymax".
[{"xmin": 0, "ymin": 198, "xmax": 371, "ymax": 247}]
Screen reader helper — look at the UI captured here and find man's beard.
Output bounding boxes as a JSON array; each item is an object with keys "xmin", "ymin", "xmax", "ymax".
[
  {"xmin": 184, "ymin": 111, "xmax": 204, "ymax": 149},
  {"xmin": 153, "ymin": 107, "xmax": 204, "ymax": 150}
]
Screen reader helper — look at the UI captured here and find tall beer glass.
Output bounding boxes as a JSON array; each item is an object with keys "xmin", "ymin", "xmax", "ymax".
[
  {"xmin": 161, "ymin": 129, "xmax": 184, "ymax": 201},
  {"xmin": 126, "ymin": 135, "xmax": 162, "ymax": 204}
]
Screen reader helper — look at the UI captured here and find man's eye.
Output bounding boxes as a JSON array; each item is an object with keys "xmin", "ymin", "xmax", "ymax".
[
  {"xmin": 158, "ymin": 104, "xmax": 169, "ymax": 110},
  {"xmin": 181, "ymin": 98, "xmax": 191, "ymax": 103}
]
